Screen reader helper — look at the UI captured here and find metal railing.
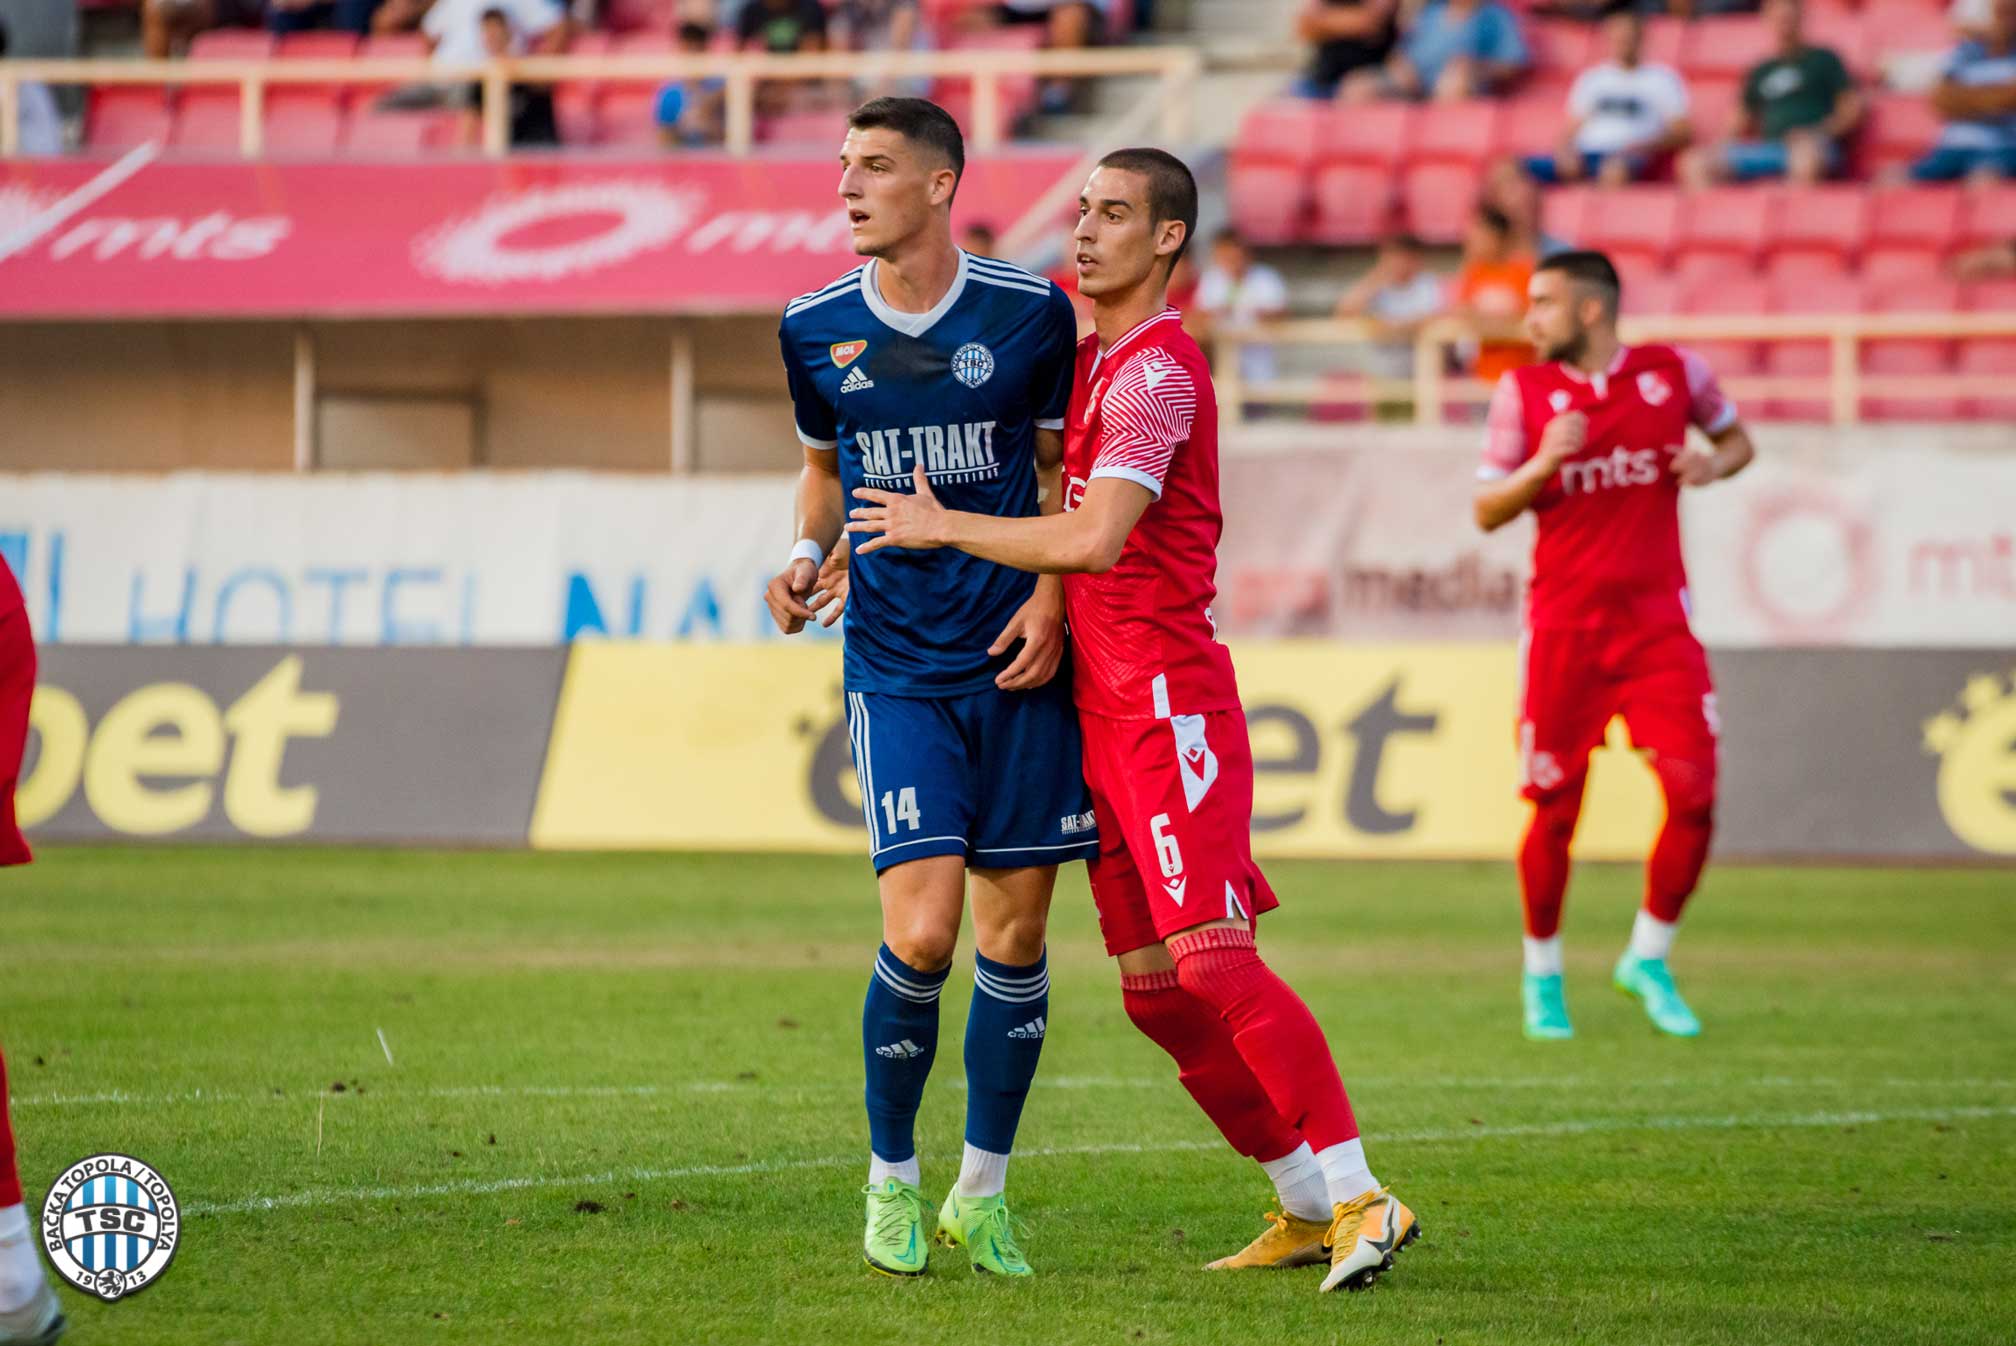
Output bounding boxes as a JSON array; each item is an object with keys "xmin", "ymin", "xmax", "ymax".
[
  {"xmin": 0, "ymin": 44, "xmax": 1202, "ymax": 158},
  {"xmin": 1212, "ymin": 313, "xmax": 2016, "ymax": 426}
]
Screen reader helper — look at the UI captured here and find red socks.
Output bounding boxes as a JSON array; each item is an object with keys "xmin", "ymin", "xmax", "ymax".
[
  {"xmin": 1120, "ymin": 970, "xmax": 1304, "ymax": 1162},
  {"xmin": 1518, "ymin": 782, "xmax": 1583, "ymax": 940},
  {"xmin": 0, "ymin": 1048, "xmax": 20, "ymax": 1208},
  {"xmin": 1645, "ymin": 754, "xmax": 1716, "ymax": 923},
  {"xmin": 1165, "ymin": 926, "xmax": 1360, "ymax": 1151}
]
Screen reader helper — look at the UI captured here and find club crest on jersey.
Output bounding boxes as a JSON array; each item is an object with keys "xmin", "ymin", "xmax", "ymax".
[
  {"xmin": 1548, "ymin": 390, "xmax": 1573, "ymax": 413},
  {"xmin": 42, "ymin": 1153, "xmax": 180, "ymax": 1302},
  {"xmin": 1638, "ymin": 371, "xmax": 1672, "ymax": 406},
  {"xmin": 829, "ymin": 340, "xmax": 868, "ymax": 369},
  {"xmin": 951, "ymin": 342, "xmax": 996, "ymax": 389}
]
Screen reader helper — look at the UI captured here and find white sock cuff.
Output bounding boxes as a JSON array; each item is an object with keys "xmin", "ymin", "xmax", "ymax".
[
  {"xmin": 1257, "ymin": 1142, "xmax": 1329, "ymax": 1222},
  {"xmin": 1629, "ymin": 911, "xmax": 1678, "ymax": 962},
  {"xmin": 869, "ymin": 1154, "xmax": 921, "ymax": 1188},
  {"xmin": 955, "ymin": 1143, "xmax": 1010, "ymax": 1199},
  {"xmin": 1523, "ymin": 935, "xmax": 1564, "ymax": 977},
  {"xmin": 0, "ymin": 1206, "xmax": 27, "ymax": 1244},
  {"xmin": 1315, "ymin": 1138, "xmax": 1378, "ymax": 1207}
]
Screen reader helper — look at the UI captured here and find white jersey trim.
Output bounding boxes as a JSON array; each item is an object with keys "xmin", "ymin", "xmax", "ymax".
[
  {"xmin": 860, "ymin": 249, "xmax": 971, "ymax": 338},
  {"xmin": 1089, "ymin": 464, "xmax": 1165, "ymax": 500}
]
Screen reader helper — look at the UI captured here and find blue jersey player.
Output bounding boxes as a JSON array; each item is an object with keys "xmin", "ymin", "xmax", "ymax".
[{"xmin": 762, "ymin": 97, "xmax": 1096, "ymax": 1279}]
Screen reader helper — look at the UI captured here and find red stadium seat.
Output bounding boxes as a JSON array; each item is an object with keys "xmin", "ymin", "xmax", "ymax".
[
  {"xmin": 1622, "ymin": 271, "xmax": 1682, "ymax": 318},
  {"xmin": 1530, "ymin": 19, "xmax": 1598, "ymax": 76},
  {"xmin": 169, "ymin": 89, "xmax": 242, "ymax": 153},
  {"xmin": 1412, "ymin": 100, "xmax": 1500, "ymax": 167},
  {"xmin": 1764, "ymin": 272, "xmax": 1864, "ymax": 420},
  {"xmin": 1495, "ymin": 91, "xmax": 1566, "ymax": 160},
  {"xmin": 1226, "ymin": 161, "xmax": 1308, "ymax": 246},
  {"xmin": 275, "ymin": 31, "xmax": 360, "ymax": 60},
  {"xmin": 1686, "ymin": 79, "xmax": 1741, "ymax": 146},
  {"xmin": 1765, "ymin": 184, "xmax": 1869, "ymax": 267},
  {"xmin": 1673, "ymin": 249, "xmax": 1757, "ymax": 290},
  {"xmin": 1677, "ymin": 281, "xmax": 1763, "ymax": 381},
  {"xmin": 1862, "ymin": 247, "xmax": 1948, "ymax": 290},
  {"xmin": 359, "ymin": 33, "xmax": 428, "ymax": 58},
  {"xmin": 1802, "ymin": 5, "xmax": 1874, "ymax": 82},
  {"xmin": 594, "ymin": 88, "xmax": 664, "ymax": 147},
  {"xmin": 1961, "ymin": 278, "xmax": 2016, "ymax": 311},
  {"xmin": 1679, "ymin": 15, "xmax": 1775, "ymax": 82},
  {"xmin": 565, "ymin": 30, "xmax": 615, "ymax": 55},
  {"xmin": 1582, "ymin": 187, "xmax": 1682, "ymax": 267},
  {"xmin": 1319, "ymin": 101, "xmax": 1416, "ymax": 168},
  {"xmin": 1863, "ymin": 280, "xmax": 1960, "ymax": 420},
  {"xmin": 345, "ymin": 109, "xmax": 460, "ymax": 157},
  {"xmin": 1959, "ymin": 186, "xmax": 2016, "ymax": 247},
  {"xmin": 188, "ymin": 29, "xmax": 275, "ymax": 60},
  {"xmin": 760, "ymin": 110, "xmax": 853, "ymax": 147},
  {"xmin": 1641, "ymin": 16, "xmax": 1686, "ymax": 68},
  {"xmin": 1678, "ymin": 186, "xmax": 1770, "ymax": 266},
  {"xmin": 1401, "ymin": 163, "xmax": 1480, "ymax": 243},
  {"xmin": 1309, "ymin": 163, "xmax": 1398, "ymax": 245},
  {"xmin": 1865, "ymin": 186, "xmax": 1963, "ymax": 252},
  {"xmin": 1862, "ymin": 1, "xmax": 1953, "ymax": 63},
  {"xmin": 1234, "ymin": 99, "xmax": 1325, "ymax": 170},
  {"xmin": 553, "ymin": 84, "xmax": 599, "ymax": 145},
  {"xmin": 1861, "ymin": 94, "xmax": 1944, "ymax": 177},
  {"xmin": 263, "ymin": 90, "xmax": 345, "ymax": 157},
  {"xmin": 1539, "ymin": 185, "xmax": 1593, "ymax": 247},
  {"xmin": 85, "ymin": 87, "xmax": 172, "ymax": 151},
  {"xmin": 612, "ymin": 32, "xmax": 674, "ymax": 54},
  {"xmin": 1957, "ymin": 338, "xmax": 2016, "ymax": 419}
]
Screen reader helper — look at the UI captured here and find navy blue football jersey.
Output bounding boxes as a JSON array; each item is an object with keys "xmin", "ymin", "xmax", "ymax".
[{"xmin": 780, "ymin": 249, "xmax": 1078, "ymax": 697}]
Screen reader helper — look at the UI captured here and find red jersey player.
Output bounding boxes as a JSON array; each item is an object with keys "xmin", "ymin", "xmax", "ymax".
[
  {"xmin": 1474, "ymin": 249, "xmax": 1756, "ymax": 1042},
  {"xmin": 0, "ymin": 555, "xmax": 64, "ymax": 1346},
  {"xmin": 847, "ymin": 148, "xmax": 1419, "ymax": 1296}
]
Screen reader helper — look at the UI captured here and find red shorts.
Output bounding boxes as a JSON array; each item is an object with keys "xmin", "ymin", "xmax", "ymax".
[
  {"xmin": 1518, "ymin": 622, "xmax": 1718, "ymax": 801},
  {"xmin": 0, "ymin": 606, "xmax": 35, "ymax": 867},
  {"xmin": 1079, "ymin": 707, "xmax": 1279, "ymax": 958}
]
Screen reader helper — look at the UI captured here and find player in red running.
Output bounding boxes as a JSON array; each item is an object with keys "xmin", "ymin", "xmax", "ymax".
[
  {"xmin": 0, "ymin": 553, "xmax": 64, "ymax": 1346},
  {"xmin": 846, "ymin": 147, "xmax": 1417, "ymax": 1295},
  {"xmin": 1474, "ymin": 249, "xmax": 1756, "ymax": 1042}
]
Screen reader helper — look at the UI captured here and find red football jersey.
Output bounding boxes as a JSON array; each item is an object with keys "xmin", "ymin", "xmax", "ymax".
[
  {"xmin": 1061, "ymin": 308, "xmax": 1241, "ymax": 721},
  {"xmin": 1480, "ymin": 343, "xmax": 1736, "ymax": 631}
]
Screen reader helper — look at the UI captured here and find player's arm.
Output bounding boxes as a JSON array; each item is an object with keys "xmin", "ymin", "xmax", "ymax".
[
  {"xmin": 1669, "ymin": 346, "xmax": 1754, "ymax": 487},
  {"xmin": 986, "ymin": 427, "xmax": 1073, "ymax": 690},
  {"xmin": 849, "ymin": 467, "xmax": 1152, "ymax": 574},
  {"xmin": 1474, "ymin": 373, "xmax": 1580, "ymax": 532},
  {"xmin": 765, "ymin": 445, "xmax": 847, "ymax": 633}
]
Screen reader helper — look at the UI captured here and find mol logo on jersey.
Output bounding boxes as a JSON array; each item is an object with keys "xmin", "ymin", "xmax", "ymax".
[
  {"xmin": 830, "ymin": 340, "xmax": 868, "ymax": 369},
  {"xmin": 1558, "ymin": 446, "xmax": 1674, "ymax": 496}
]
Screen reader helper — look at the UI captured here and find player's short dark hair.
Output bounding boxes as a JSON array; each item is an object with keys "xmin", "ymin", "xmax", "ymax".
[
  {"xmin": 848, "ymin": 97, "xmax": 965, "ymax": 202},
  {"xmin": 1537, "ymin": 249, "xmax": 1624, "ymax": 318},
  {"xmin": 1097, "ymin": 147, "xmax": 1200, "ymax": 272}
]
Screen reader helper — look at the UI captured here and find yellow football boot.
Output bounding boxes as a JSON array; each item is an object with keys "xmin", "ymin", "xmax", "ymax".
[
  {"xmin": 1204, "ymin": 1210, "xmax": 1332, "ymax": 1270},
  {"xmin": 1319, "ymin": 1187, "xmax": 1419, "ymax": 1294}
]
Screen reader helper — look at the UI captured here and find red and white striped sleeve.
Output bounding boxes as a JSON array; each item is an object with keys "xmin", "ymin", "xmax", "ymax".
[
  {"xmin": 1090, "ymin": 350, "xmax": 1196, "ymax": 499},
  {"xmin": 1678, "ymin": 345, "xmax": 1738, "ymax": 434},
  {"xmin": 1477, "ymin": 371, "xmax": 1529, "ymax": 480}
]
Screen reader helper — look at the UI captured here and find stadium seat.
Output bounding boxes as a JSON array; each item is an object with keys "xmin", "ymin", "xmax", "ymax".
[
  {"xmin": 1863, "ymin": 281, "xmax": 1960, "ymax": 420},
  {"xmin": 1801, "ymin": 4, "xmax": 1874, "ymax": 81},
  {"xmin": 1678, "ymin": 187, "xmax": 1769, "ymax": 268},
  {"xmin": 594, "ymin": 88, "xmax": 664, "ymax": 148},
  {"xmin": 1401, "ymin": 163, "xmax": 1480, "ymax": 243},
  {"xmin": 1765, "ymin": 184, "xmax": 1868, "ymax": 269},
  {"xmin": 1235, "ymin": 99, "xmax": 1325, "ymax": 170},
  {"xmin": 188, "ymin": 29, "xmax": 276, "ymax": 60},
  {"xmin": 275, "ymin": 31, "xmax": 361, "ymax": 60},
  {"xmin": 565, "ymin": 30, "xmax": 615, "ymax": 56},
  {"xmin": 1957, "ymin": 338, "xmax": 2016, "ymax": 419},
  {"xmin": 1318, "ymin": 101, "xmax": 1416, "ymax": 167},
  {"xmin": 169, "ymin": 89, "xmax": 243, "ymax": 153},
  {"xmin": 1529, "ymin": 19, "xmax": 1598, "ymax": 77},
  {"xmin": 1673, "ymin": 249, "xmax": 1757, "ymax": 290},
  {"xmin": 611, "ymin": 31, "xmax": 674, "ymax": 54},
  {"xmin": 1412, "ymin": 100, "xmax": 1500, "ymax": 168},
  {"xmin": 1539, "ymin": 185, "xmax": 1592, "ymax": 247},
  {"xmin": 1861, "ymin": 247, "xmax": 1948, "ymax": 290},
  {"xmin": 1679, "ymin": 15, "xmax": 1775, "ymax": 83},
  {"xmin": 761, "ymin": 110, "xmax": 853, "ymax": 147},
  {"xmin": 1961, "ymin": 278, "xmax": 2016, "ymax": 312},
  {"xmin": 1641, "ymin": 16, "xmax": 1686, "ymax": 68},
  {"xmin": 1309, "ymin": 163, "xmax": 1397, "ymax": 245},
  {"xmin": 1861, "ymin": 94, "xmax": 1943, "ymax": 177},
  {"xmin": 1495, "ymin": 92, "xmax": 1565, "ymax": 160},
  {"xmin": 1864, "ymin": 186, "xmax": 1963, "ymax": 253},
  {"xmin": 1764, "ymin": 272, "xmax": 1865, "ymax": 420},
  {"xmin": 1686, "ymin": 80, "xmax": 1741, "ymax": 147},
  {"xmin": 1622, "ymin": 272, "xmax": 1681, "ymax": 319},
  {"xmin": 1861, "ymin": 1, "xmax": 1954, "ymax": 67},
  {"xmin": 359, "ymin": 33, "xmax": 428, "ymax": 58},
  {"xmin": 85, "ymin": 87, "xmax": 173, "ymax": 151},
  {"xmin": 1678, "ymin": 281, "xmax": 1764, "ymax": 383},
  {"xmin": 553, "ymin": 84, "xmax": 599, "ymax": 146},
  {"xmin": 345, "ymin": 109, "xmax": 460, "ymax": 157},
  {"xmin": 1582, "ymin": 187, "xmax": 1682, "ymax": 268},
  {"xmin": 1959, "ymin": 186, "xmax": 2016, "ymax": 248},
  {"xmin": 1229, "ymin": 101, "xmax": 1326, "ymax": 244},
  {"xmin": 263, "ymin": 90, "xmax": 346, "ymax": 157}
]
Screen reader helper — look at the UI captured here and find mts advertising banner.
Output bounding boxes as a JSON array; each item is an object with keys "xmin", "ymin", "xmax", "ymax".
[
  {"xmin": 21, "ymin": 643, "xmax": 2016, "ymax": 861},
  {"xmin": 0, "ymin": 150, "xmax": 1075, "ymax": 319},
  {"xmin": 5, "ymin": 425, "xmax": 2012, "ymax": 649}
]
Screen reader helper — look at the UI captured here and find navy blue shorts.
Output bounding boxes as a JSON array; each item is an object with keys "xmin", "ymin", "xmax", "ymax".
[{"xmin": 844, "ymin": 678, "xmax": 1098, "ymax": 873}]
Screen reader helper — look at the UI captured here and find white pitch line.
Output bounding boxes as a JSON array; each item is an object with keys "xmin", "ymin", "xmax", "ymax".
[
  {"xmin": 15, "ymin": 1074, "xmax": 2015, "ymax": 1111},
  {"xmin": 376, "ymin": 1029, "xmax": 395, "ymax": 1067},
  {"xmin": 182, "ymin": 1103, "xmax": 2016, "ymax": 1218},
  {"xmin": 0, "ymin": 142, "xmax": 159, "ymax": 264}
]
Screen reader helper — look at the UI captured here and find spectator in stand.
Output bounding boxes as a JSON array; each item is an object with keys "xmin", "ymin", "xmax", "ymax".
[
  {"xmin": 990, "ymin": 1, "xmax": 1104, "ymax": 114},
  {"xmin": 142, "ymin": 0, "xmax": 247, "ymax": 58},
  {"xmin": 459, "ymin": 6, "xmax": 559, "ymax": 145},
  {"xmin": 1526, "ymin": 6, "xmax": 1689, "ymax": 186},
  {"xmin": 959, "ymin": 222, "xmax": 999, "ymax": 257},
  {"xmin": 1448, "ymin": 203, "xmax": 1534, "ymax": 382},
  {"xmin": 1342, "ymin": 0, "xmax": 1530, "ymax": 103},
  {"xmin": 426, "ymin": 0, "xmax": 571, "ymax": 64},
  {"xmin": 267, "ymin": 0, "xmax": 384, "ymax": 37},
  {"xmin": 1292, "ymin": 0, "xmax": 1400, "ymax": 100},
  {"xmin": 737, "ymin": 0, "xmax": 827, "ymax": 52},
  {"xmin": 1679, "ymin": 0, "xmax": 1859, "ymax": 188},
  {"xmin": 656, "ymin": 21, "xmax": 726, "ymax": 146},
  {"xmin": 1484, "ymin": 157, "xmax": 1572, "ymax": 256},
  {"xmin": 1195, "ymin": 229, "xmax": 1291, "ymax": 386},
  {"xmin": 0, "ymin": 21, "xmax": 62, "ymax": 154},
  {"xmin": 1335, "ymin": 233, "xmax": 1445, "ymax": 380},
  {"xmin": 837, "ymin": 0, "xmax": 931, "ymax": 99},
  {"xmin": 1910, "ymin": 0, "xmax": 2016, "ymax": 180}
]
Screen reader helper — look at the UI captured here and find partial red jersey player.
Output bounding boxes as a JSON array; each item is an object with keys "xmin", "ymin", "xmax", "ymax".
[
  {"xmin": 848, "ymin": 148, "xmax": 1419, "ymax": 1296},
  {"xmin": 0, "ymin": 554, "xmax": 65, "ymax": 1346},
  {"xmin": 1474, "ymin": 249, "xmax": 1756, "ymax": 1042}
]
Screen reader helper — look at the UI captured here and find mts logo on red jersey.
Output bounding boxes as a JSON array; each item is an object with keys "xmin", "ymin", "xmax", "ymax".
[{"xmin": 1559, "ymin": 446, "xmax": 1672, "ymax": 495}]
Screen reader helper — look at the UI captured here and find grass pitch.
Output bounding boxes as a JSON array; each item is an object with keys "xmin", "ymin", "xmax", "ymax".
[{"xmin": 5, "ymin": 847, "xmax": 2013, "ymax": 1345}]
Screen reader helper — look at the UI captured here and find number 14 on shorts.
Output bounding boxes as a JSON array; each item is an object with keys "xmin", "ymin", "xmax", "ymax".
[{"xmin": 880, "ymin": 787, "xmax": 921, "ymax": 834}]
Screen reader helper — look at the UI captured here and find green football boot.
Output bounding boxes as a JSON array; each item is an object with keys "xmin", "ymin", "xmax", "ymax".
[
  {"xmin": 936, "ymin": 1190, "xmax": 1033, "ymax": 1276},
  {"xmin": 1522, "ymin": 972, "xmax": 1574, "ymax": 1040},
  {"xmin": 861, "ymin": 1178, "xmax": 930, "ymax": 1277},
  {"xmin": 1613, "ymin": 953, "xmax": 1702, "ymax": 1037}
]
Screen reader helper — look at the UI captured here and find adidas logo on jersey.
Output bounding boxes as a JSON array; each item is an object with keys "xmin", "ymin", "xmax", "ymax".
[
  {"xmin": 840, "ymin": 366, "xmax": 876, "ymax": 394},
  {"xmin": 875, "ymin": 1038, "xmax": 926, "ymax": 1059},
  {"xmin": 1007, "ymin": 1017, "xmax": 1047, "ymax": 1040}
]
